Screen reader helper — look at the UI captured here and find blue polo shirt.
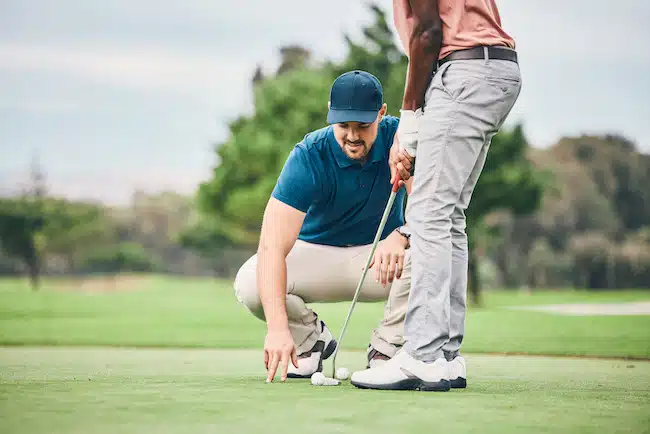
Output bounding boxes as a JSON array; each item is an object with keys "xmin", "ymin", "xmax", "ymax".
[{"xmin": 271, "ymin": 116, "xmax": 405, "ymax": 247}]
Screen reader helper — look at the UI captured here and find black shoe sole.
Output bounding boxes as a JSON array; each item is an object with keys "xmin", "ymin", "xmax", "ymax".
[
  {"xmin": 351, "ymin": 378, "xmax": 450, "ymax": 392},
  {"xmin": 450, "ymin": 377, "xmax": 466, "ymax": 389},
  {"xmin": 286, "ymin": 339, "xmax": 337, "ymax": 379}
]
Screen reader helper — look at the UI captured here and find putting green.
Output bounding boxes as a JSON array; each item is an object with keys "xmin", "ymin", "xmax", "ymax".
[{"xmin": 1, "ymin": 347, "xmax": 648, "ymax": 434}]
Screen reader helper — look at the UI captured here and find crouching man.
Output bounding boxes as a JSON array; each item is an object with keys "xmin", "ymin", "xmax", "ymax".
[{"xmin": 233, "ymin": 70, "xmax": 415, "ymax": 382}]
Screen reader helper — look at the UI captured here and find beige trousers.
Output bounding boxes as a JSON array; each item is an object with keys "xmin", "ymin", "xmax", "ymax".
[{"xmin": 233, "ymin": 239, "xmax": 411, "ymax": 356}]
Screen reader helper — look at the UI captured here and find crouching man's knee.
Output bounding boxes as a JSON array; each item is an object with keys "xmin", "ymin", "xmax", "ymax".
[{"xmin": 233, "ymin": 260, "xmax": 265, "ymax": 320}]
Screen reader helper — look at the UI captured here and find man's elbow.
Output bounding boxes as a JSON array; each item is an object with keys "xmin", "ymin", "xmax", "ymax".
[
  {"xmin": 412, "ymin": 21, "xmax": 442, "ymax": 52},
  {"xmin": 257, "ymin": 236, "xmax": 290, "ymax": 259}
]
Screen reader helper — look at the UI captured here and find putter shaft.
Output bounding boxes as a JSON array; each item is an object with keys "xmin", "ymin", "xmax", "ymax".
[{"xmin": 330, "ymin": 176, "xmax": 402, "ymax": 378}]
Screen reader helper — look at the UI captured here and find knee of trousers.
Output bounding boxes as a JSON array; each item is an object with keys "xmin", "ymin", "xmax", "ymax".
[
  {"xmin": 233, "ymin": 265, "xmax": 264, "ymax": 319},
  {"xmin": 407, "ymin": 199, "xmax": 455, "ymax": 231},
  {"xmin": 450, "ymin": 214, "xmax": 468, "ymax": 239},
  {"xmin": 409, "ymin": 212, "xmax": 454, "ymax": 241}
]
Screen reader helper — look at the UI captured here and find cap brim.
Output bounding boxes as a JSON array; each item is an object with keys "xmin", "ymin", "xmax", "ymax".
[{"xmin": 327, "ymin": 109, "xmax": 379, "ymax": 124}]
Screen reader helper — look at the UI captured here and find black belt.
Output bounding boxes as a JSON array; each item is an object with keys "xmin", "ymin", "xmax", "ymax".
[{"xmin": 438, "ymin": 46, "xmax": 518, "ymax": 68}]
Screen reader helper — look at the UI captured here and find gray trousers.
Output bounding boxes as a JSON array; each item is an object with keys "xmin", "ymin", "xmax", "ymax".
[{"xmin": 403, "ymin": 57, "xmax": 522, "ymax": 362}]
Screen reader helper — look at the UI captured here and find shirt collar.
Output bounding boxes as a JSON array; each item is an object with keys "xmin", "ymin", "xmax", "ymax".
[{"xmin": 328, "ymin": 127, "xmax": 383, "ymax": 168}]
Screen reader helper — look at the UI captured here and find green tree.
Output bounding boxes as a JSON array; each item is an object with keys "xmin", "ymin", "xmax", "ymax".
[
  {"xmin": 191, "ymin": 3, "xmax": 546, "ymax": 303},
  {"xmin": 465, "ymin": 125, "xmax": 545, "ymax": 304},
  {"xmin": 331, "ymin": 4, "xmax": 408, "ymax": 116},
  {"xmin": 0, "ymin": 199, "xmax": 43, "ymax": 289},
  {"xmin": 192, "ymin": 67, "xmax": 333, "ymax": 249},
  {"xmin": 39, "ymin": 198, "xmax": 113, "ymax": 273},
  {"xmin": 495, "ymin": 133, "xmax": 650, "ymax": 290}
]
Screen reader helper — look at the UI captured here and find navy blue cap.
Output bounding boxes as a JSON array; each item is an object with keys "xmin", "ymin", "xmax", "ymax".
[{"xmin": 327, "ymin": 70, "xmax": 383, "ymax": 124}]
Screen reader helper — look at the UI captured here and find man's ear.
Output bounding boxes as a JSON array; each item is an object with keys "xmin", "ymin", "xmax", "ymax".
[{"xmin": 376, "ymin": 103, "xmax": 388, "ymax": 123}]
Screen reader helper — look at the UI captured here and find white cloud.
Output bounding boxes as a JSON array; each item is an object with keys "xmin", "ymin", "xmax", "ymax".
[
  {"xmin": 2, "ymin": 0, "xmax": 649, "ymax": 207},
  {"xmin": 0, "ymin": 42, "xmax": 253, "ymax": 102},
  {"xmin": 1, "ymin": 167, "xmax": 210, "ymax": 206},
  {"xmin": 0, "ymin": 99, "xmax": 81, "ymax": 113}
]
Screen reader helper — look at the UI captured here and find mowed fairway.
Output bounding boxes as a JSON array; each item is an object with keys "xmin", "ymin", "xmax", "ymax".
[
  {"xmin": 1, "ymin": 276, "xmax": 649, "ymax": 433},
  {"xmin": 1, "ymin": 347, "xmax": 648, "ymax": 434}
]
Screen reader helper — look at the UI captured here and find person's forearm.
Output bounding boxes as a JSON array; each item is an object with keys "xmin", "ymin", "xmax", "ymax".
[
  {"xmin": 402, "ymin": 9, "xmax": 442, "ymax": 110},
  {"xmin": 257, "ymin": 247, "xmax": 289, "ymax": 331}
]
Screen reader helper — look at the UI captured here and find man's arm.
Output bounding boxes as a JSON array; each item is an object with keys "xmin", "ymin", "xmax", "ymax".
[
  {"xmin": 257, "ymin": 197, "xmax": 304, "ymax": 332},
  {"xmin": 257, "ymin": 196, "xmax": 305, "ymax": 381},
  {"xmin": 402, "ymin": 0, "xmax": 443, "ymax": 111}
]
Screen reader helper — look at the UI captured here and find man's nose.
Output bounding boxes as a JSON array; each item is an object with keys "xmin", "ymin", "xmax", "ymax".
[{"xmin": 347, "ymin": 128, "xmax": 359, "ymax": 142}]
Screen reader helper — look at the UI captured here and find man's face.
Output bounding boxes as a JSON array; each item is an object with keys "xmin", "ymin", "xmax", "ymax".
[{"xmin": 332, "ymin": 104, "xmax": 387, "ymax": 162}]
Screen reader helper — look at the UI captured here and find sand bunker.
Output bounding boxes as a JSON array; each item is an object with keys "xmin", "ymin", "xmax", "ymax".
[{"xmin": 508, "ymin": 301, "xmax": 650, "ymax": 316}]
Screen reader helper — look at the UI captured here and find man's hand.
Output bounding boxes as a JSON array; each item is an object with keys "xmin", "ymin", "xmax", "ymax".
[
  {"xmin": 264, "ymin": 328, "xmax": 298, "ymax": 383},
  {"xmin": 396, "ymin": 108, "xmax": 422, "ymax": 158},
  {"xmin": 367, "ymin": 230, "xmax": 408, "ymax": 287},
  {"xmin": 390, "ymin": 142, "xmax": 415, "ymax": 183}
]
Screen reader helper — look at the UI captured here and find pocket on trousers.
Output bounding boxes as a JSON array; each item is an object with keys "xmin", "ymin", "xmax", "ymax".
[
  {"xmin": 433, "ymin": 62, "xmax": 477, "ymax": 102},
  {"xmin": 485, "ymin": 74, "xmax": 522, "ymax": 106},
  {"xmin": 485, "ymin": 64, "xmax": 522, "ymax": 95}
]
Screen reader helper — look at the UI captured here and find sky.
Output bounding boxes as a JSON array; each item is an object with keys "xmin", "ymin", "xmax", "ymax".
[{"xmin": 1, "ymin": 0, "xmax": 649, "ymax": 205}]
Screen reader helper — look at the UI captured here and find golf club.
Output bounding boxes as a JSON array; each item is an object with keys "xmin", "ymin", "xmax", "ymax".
[{"xmin": 328, "ymin": 173, "xmax": 403, "ymax": 380}]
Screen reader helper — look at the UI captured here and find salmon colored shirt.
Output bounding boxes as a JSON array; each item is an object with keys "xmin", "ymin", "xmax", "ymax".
[{"xmin": 393, "ymin": 0, "xmax": 516, "ymax": 59}]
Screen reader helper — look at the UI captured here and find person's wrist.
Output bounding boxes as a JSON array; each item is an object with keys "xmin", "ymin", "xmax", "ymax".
[
  {"xmin": 397, "ymin": 109, "xmax": 422, "ymax": 158},
  {"xmin": 395, "ymin": 225, "xmax": 411, "ymax": 249},
  {"xmin": 398, "ymin": 109, "xmax": 421, "ymax": 134},
  {"xmin": 393, "ymin": 228, "xmax": 409, "ymax": 249},
  {"xmin": 267, "ymin": 316, "xmax": 290, "ymax": 333}
]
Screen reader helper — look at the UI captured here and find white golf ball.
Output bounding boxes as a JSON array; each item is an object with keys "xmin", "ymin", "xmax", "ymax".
[
  {"xmin": 335, "ymin": 367, "xmax": 350, "ymax": 380},
  {"xmin": 311, "ymin": 372, "xmax": 326, "ymax": 386}
]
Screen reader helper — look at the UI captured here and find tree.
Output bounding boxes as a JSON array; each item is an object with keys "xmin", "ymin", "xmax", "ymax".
[
  {"xmin": 465, "ymin": 125, "xmax": 545, "ymax": 304},
  {"xmin": 0, "ymin": 157, "xmax": 47, "ymax": 289},
  {"xmin": 0, "ymin": 198, "xmax": 43, "ymax": 289},
  {"xmin": 112, "ymin": 191, "xmax": 205, "ymax": 275},
  {"xmin": 191, "ymin": 3, "xmax": 546, "ymax": 301},
  {"xmin": 276, "ymin": 45, "xmax": 313, "ymax": 76},
  {"xmin": 36, "ymin": 198, "xmax": 113, "ymax": 273},
  {"xmin": 191, "ymin": 67, "xmax": 334, "ymax": 250}
]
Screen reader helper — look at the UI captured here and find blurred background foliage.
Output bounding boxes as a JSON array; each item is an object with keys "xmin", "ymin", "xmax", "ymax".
[{"xmin": 1, "ymin": 5, "xmax": 649, "ymax": 303}]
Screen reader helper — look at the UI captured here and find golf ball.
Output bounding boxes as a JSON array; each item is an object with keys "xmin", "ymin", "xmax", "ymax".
[
  {"xmin": 311, "ymin": 372, "xmax": 326, "ymax": 386},
  {"xmin": 335, "ymin": 367, "xmax": 350, "ymax": 380}
]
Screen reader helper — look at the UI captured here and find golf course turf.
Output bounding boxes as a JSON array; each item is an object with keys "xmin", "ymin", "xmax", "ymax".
[{"xmin": 0, "ymin": 275, "xmax": 648, "ymax": 433}]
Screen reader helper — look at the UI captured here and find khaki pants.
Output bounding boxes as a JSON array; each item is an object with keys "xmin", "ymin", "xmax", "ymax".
[{"xmin": 233, "ymin": 239, "xmax": 411, "ymax": 356}]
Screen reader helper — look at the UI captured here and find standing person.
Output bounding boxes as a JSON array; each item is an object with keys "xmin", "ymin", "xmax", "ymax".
[
  {"xmin": 234, "ymin": 70, "xmax": 415, "ymax": 383},
  {"xmin": 351, "ymin": 0, "xmax": 522, "ymax": 391}
]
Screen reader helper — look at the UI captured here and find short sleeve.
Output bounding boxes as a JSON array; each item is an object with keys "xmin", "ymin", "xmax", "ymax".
[
  {"xmin": 383, "ymin": 115, "xmax": 399, "ymax": 143},
  {"xmin": 271, "ymin": 146, "xmax": 320, "ymax": 213},
  {"xmin": 382, "ymin": 115, "xmax": 400, "ymax": 156}
]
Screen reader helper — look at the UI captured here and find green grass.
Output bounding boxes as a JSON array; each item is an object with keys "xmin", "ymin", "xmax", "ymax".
[
  {"xmin": 0, "ymin": 276, "xmax": 649, "ymax": 359},
  {"xmin": 1, "ymin": 347, "xmax": 648, "ymax": 434},
  {"xmin": 1, "ymin": 276, "xmax": 649, "ymax": 433}
]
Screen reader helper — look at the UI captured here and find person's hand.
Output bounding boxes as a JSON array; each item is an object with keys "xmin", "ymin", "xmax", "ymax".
[
  {"xmin": 367, "ymin": 230, "xmax": 408, "ymax": 287},
  {"xmin": 264, "ymin": 328, "xmax": 298, "ymax": 382},
  {"xmin": 396, "ymin": 108, "xmax": 422, "ymax": 158},
  {"xmin": 389, "ymin": 143, "xmax": 415, "ymax": 183}
]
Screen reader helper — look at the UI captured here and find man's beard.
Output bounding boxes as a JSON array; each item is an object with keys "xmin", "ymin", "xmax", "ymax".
[{"xmin": 343, "ymin": 141, "xmax": 369, "ymax": 161}]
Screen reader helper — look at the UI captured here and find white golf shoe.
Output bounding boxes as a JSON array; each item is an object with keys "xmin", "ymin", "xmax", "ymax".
[
  {"xmin": 351, "ymin": 350, "xmax": 450, "ymax": 391},
  {"xmin": 447, "ymin": 356, "xmax": 467, "ymax": 389},
  {"xmin": 287, "ymin": 320, "xmax": 337, "ymax": 378}
]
